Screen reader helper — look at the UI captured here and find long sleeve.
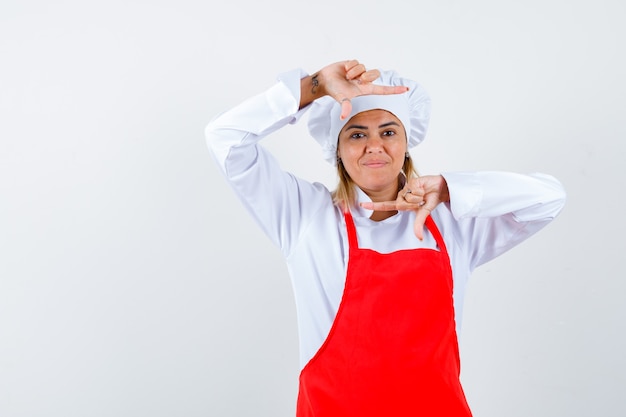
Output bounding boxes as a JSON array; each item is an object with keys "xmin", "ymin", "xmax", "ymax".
[
  {"xmin": 440, "ymin": 171, "xmax": 567, "ymax": 269},
  {"xmin": 205, "ymin": 69, "xmax": 333, "ymax": 256}
]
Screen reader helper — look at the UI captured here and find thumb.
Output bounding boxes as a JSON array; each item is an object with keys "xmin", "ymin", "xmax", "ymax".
[
  {"xmin": 413, "ymin": 207, "xmax": 432, "ymax": 241},
  {"xmin": 339, "ymin": 97, "xmax": 352, "ymax": 120}
]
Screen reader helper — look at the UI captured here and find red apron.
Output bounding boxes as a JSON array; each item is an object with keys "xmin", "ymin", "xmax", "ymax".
[{"xmin": 296, "ymin": 211, "xmax": 472, "ymax": 417}]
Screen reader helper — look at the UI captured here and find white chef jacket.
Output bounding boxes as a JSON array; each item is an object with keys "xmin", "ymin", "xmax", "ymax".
[{"xmin": 205, "ymin": 68, "xmax": 567, "ymax": 369}]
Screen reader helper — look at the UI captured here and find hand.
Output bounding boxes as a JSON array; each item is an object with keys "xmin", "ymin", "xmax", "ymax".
[
  {"xmin": 302, "ymin": 60, "xmax": 409, "ymax": 120},
  {"xmin": 359, "ymin": 175, "xmax": 450, "ymax": 240}
]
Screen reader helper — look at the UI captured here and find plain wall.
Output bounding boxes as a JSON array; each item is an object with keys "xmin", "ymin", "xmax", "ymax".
[{"xmin": 1, "ymin": 0, "xmax": 625, "ymax": 416}]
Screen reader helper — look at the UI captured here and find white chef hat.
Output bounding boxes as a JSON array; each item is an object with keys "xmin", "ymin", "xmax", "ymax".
[{"xmin": 307, "ymin": 70, "xmax": 431, "ymax": 165}]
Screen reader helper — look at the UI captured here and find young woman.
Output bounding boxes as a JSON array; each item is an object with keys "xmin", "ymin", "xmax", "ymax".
[{"xmin": 205, "ymin": 60, "xmax": 566, "ymax": 416}]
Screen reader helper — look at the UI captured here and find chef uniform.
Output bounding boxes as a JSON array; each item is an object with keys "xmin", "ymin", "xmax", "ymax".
[{"xmin": 205, "ymin": 67, "xmax": 566, "ymax": 416}]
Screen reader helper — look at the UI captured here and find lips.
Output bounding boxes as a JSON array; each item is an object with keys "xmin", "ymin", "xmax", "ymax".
[{"xmin": 362, "ymin": 159, "xmax": 389, "ymax": 168}]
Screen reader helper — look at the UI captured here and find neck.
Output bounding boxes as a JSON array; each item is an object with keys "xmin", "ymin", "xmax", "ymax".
[
  {"xmin": 369, "ymin": 210, "xmax": 397, "ymax": 221},
  {"xmin": 362, "ymin": 183, "xmax": 400, "ymax": 203},
  {"xmin": 361, "ymin": 182, "xmax": 401, "ymax": 222}
]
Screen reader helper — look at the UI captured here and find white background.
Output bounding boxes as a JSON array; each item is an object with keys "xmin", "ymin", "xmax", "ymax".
[{"xmin": 1, "ymin": 0, "xmax": 625, "ymax": 416}]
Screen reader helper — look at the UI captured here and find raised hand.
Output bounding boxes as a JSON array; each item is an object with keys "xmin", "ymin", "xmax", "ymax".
[{"xmin": 300, "ymin": 60, "xmax": 409, "ymax": 119}]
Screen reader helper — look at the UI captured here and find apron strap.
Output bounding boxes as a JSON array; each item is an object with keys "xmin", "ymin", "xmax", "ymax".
[
  {"xmin": 344, "ymin": 210, "xmax": 359, "ymax": 249},
  {"xmin": 424, "ymin": 215, "xmax": 449, "ymax": 258}
]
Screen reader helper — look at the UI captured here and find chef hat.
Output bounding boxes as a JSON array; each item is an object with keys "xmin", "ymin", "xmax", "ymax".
[{"xmin": 307, "ymin": 70, "xmax": 431, "ymax": 165}]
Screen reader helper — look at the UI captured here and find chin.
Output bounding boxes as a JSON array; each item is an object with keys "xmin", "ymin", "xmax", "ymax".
[{"xmin": 360, "ymin": 181, "xmax": 397, "ymax": 195}]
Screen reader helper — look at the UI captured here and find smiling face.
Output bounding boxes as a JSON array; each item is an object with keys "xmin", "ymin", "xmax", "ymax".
[{"xmin": 337, "ymin": 109, "xmax": 408, "ymax": 202}]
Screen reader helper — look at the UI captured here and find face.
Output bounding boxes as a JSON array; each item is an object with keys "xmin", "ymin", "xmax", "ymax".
[{"xmin": 337, "ymin": 109, "xmax": 407, "ymax": 202}]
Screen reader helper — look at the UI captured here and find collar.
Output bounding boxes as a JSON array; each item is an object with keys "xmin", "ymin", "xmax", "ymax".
[{"xmin": 353, "ymin": 187, "xmax": 375, "ymax": 219}]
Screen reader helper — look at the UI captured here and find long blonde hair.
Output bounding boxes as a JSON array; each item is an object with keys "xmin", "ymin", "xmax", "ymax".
[{"xmin": 332, "ymin": 155, "xmax": 418, "ymax": 211}]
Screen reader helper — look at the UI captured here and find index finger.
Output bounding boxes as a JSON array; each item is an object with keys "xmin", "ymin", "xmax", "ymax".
[
  {"xmin": 359, "ymin": 200, "xmax": 399, "ymax": 211},
  {"xmin": 368, "ymin": 84, "xmax": 409, "ymax": 96}
]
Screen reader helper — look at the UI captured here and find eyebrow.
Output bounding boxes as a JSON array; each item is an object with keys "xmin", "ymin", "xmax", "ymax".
[{"xmin": 344, "ymin": 121, "xmax": 401, "ymax": 131}]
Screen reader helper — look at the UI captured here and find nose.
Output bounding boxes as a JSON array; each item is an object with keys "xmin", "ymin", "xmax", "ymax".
[{"xmin": 365, "ymin": 136, "xmax": 384, "ymax": 153}]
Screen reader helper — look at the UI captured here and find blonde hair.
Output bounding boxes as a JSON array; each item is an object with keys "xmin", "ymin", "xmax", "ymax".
[{"xmin": 332, "ymin": 155, "xmax": 418, "ymax": 211}]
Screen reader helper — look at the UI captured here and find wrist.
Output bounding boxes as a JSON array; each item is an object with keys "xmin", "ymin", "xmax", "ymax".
[
  {"xmin": 439, "ymin": 176, "xmax": 450, "ymax": 202},
  {"xmin": 299, "ymin": 72, "xmax": 325, "ymax": 109}
]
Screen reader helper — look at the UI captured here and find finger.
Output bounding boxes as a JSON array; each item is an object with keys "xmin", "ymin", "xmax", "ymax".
[
  {"xmin": 360, "ymin": 199, "xmax": 422, "ymax": 212},
  {"xmin": 403, "ymin": 190, "xmax": 424, "ymax": 205},
  {"xmin": 413, "ymin": 207, "xmax": 432, "ymax": 241},
  {"xmin": 369, "ymin": 84, "xmax": 409, "ymax": 96},
  {"xmin": 358, "ymin": 69, "xmax": 380, "ymax": 83},
  {"xmin": 345, "ymin": 63, "xmax": 367, "ymax": 80},
  {"xmin": 359, "ymin": 201, "xmax": 399, "ymax": 211},
  {"xmin": 412, "ymin": 196, "xmax": 439, "ymax": 240},
  {"xmin": 344, "ymin": 59, "xmax": 360, "ymax": 71},
  {"xmin": 339, "ymin": 97, "xmax": 352, "ymax": 120},
  {"xmin": 401, "ymin": 182, "xmax": 425, "ymax": 201}
]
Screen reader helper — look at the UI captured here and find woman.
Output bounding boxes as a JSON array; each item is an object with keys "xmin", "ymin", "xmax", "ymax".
[{"xmin": 205, "ymin": 60, "xmax": 566, "ymax": 416}]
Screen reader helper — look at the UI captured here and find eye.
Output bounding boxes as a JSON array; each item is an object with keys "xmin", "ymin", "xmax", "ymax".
[
  {"xmin": 382, "ymin": 130, "xmax": 396, "ymax": 137},
  {"xmin": 349, "ymin": 132, "xmax": 366, "ymax": 139}
]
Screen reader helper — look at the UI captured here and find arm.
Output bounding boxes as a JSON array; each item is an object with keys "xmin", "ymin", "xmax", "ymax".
[
  {"xmin": 205, "ymin": 60, "xmax": 408, "ymax": 254},
  {"xmin": 362, "ymin": 171, "xmax": 565, "ymax": 237},
  {"xmin": 205, "ymin": 68, "xmax": 315, "ymax": 255},
  {"xmin": 442, "ymin": 171, "xmax": 566, "ymax": 222},
  {"xmin": 441, "ymin": 171, "xmax": 566, "ymax": 267}
]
